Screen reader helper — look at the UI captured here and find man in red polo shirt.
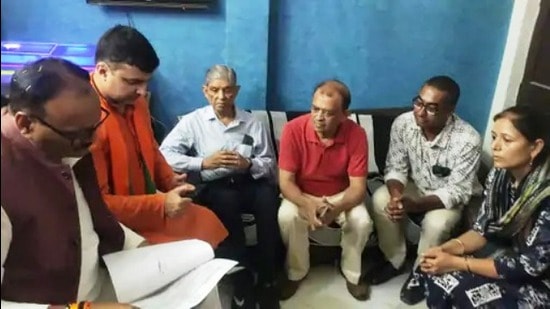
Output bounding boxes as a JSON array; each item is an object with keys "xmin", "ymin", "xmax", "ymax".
[{"xmin": 277, "ymin": 80, "xmax": 372, "ymax": 301}]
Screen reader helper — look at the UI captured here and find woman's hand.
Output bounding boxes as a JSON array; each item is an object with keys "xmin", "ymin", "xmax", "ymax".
[
  {"xmin": 422, "ymin": 246, "xmax": 444, "ymax": 256},
  {"xmin": 420, "ymin": 248, "xmax": 463, "ymax": 275}
]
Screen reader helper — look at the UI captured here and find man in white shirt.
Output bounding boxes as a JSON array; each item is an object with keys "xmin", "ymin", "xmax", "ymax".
[
  {"xmin": 370, "ymin": 76, "xmax": 482, "ymax": 304},
  {"xmin": 160, "ymin": 65, "xmax": 280, "ymax": 309}
]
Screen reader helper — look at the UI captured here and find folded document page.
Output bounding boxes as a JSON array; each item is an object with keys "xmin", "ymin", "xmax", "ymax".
[{"xmin": 103, "ymin": 239, "xmax": 237, "ymax": 309}]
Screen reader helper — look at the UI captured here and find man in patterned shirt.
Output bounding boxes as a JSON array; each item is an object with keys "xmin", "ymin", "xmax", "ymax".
[{"xmin": 370, "ymin": 75, "xmax": 482, "ymax": 303}]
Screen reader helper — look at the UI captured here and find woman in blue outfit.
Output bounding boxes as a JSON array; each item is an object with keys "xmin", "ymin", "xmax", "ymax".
[{"xmin": 419, "ymin": 105, "xmax": 549, "ymax": 308}]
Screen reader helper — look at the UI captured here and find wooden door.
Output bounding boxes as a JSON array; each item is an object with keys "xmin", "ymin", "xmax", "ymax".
[{"xmin": 517, "ymin": 0, "xmax": 550, "ymax": 113}]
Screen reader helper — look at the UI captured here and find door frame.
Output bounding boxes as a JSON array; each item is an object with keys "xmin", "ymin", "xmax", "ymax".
[
  {"xmin": 481, "ymin": 0, "xmax": 542, "ymax": 165},
  {"xmin": 517, "ymin": 0, "xmax": 550, "ymax": 106}
]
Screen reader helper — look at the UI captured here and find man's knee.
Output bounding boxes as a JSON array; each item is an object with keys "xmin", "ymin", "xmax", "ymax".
[
  {"xmin": 372, "ymin": 186, "xmax": 391, "ymax": 214},
  {"xmin": 347, "ymin": 205, "xmax": 373, "ymax": 234},
  {"xmin": 422, "ymin": 213, "xmax": 459, "ymax": 235},
  {"xmin": 202, "ymin": 185, "xmax": 241, "ymax": 209},
  {"xmin": 277, "ymin": 200, "xmax": 301, "ymax": 227},
  {"xmin": 251, "ymin": 182, "xmax": 280, "ymax": 217},
  {"xmin": 255, "ymin": 181, "xmax": 279, "ymax": 199}
]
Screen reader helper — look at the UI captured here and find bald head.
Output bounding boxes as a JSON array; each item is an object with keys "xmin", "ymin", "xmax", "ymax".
[
  {"xmin": 8, "ymin": 57, "xmax": 91, "ymax": 116},
  {"xmin": 313, "ymin": 80, "xmax": 351, "ymax": 111}
]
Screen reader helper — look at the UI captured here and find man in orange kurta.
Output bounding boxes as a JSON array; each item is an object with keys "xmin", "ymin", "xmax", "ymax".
[{"xmin": 89, "ymin": 25, "xmax": 227, "ymax": 248}]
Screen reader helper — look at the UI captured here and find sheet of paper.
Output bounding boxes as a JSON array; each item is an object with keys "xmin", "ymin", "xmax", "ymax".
[
  {"xmin": 133, "ymin": 258, "xmax": 237, "ymax": 309},
  {"xmin": 103, "ymin": 239, "xmax": 214, "ymax": 303}
]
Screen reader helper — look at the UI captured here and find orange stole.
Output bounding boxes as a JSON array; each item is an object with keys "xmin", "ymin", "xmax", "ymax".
[
  {"xmin": 90, "ymin": 88, "xmax": 227, "ymax": 248},
  {"xmin": 141, "ymin": 205, "xmax": 228, "ymax": 246}
]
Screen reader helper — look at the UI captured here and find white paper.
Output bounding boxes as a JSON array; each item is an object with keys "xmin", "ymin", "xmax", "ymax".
[
  {"xmin": 103, "ymin": 239, "xmax": 215, "ymax": 303},
  {"xmin": 235, "ymin": 144, "xmax": 252, "ymax": 158},
  {"xmin": 133, "ymin": 258, "xmax": 237, "ymax": 309}
]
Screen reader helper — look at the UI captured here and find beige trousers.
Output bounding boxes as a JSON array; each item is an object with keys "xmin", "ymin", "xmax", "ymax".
[
  {"xmin": 371, "ymin": 183, "xmax": 461, "ymax": 268},
  {"xmin": 278, "ymin": 192, "xmax": 373, "ymax": 284}
]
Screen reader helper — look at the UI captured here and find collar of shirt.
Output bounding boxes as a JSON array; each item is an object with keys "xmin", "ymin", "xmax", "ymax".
[
  {"xmin": 62, "ymin": 157, "xmax": 83, "ymax": 168},
  {"xmin": 305, "ymin": 116, "xmax": 347, "ymax": 145},
  {"xmin": 415, "ymin": 113, "xmax": 456, "ymax": 149},
  {"xmin": 202, "ymin": 105, "xmax": 247, "ymax": 127}
]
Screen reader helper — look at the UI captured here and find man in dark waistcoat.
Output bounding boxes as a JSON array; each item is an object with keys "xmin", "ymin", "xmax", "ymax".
[{"xmin": 1, "ymin": 58, "xmax": 144, "ymax": 309}]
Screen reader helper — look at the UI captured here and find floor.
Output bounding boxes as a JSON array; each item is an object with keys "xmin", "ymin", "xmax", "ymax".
[
  {"xmin": 278, "ymin": 265, "xmax": 427, "ymax": 309},
  {"xmin": 220, "ymin": 252, "xmax": 428, "ymax": 309},
  {"xmin": 220, "ymin": 181, "xmax": 429, "ymax": 309}
]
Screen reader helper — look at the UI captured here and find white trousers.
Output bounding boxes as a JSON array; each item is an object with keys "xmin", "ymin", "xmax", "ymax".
[
  {"xmin": 371, "ymin": 183, "xmax": 461, "ymax": 268},
  {"xmin": 278, "ymin": 192, "xmax": 373, "ymax": 284}
]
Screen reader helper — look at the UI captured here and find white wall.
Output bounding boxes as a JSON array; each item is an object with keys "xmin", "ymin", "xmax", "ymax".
[{"xmin": 481, "ymin": 0, "xmax": 541, "ymax": 165}]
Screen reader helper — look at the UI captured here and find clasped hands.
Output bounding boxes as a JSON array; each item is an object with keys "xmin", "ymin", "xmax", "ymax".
[
  {"xmin": 299, "ymin": 197, "xmax": 341, "ymax": 231},
  {"xmin": 202, "ymin": 150, "xmax": 251, "ymax": 170},
  {"xmin": 384, "ymin": 195, "xmax": 418, "ymax": 222},
  {"xmin": 419, "ymin": 246, "xmax": 463, "ymax": 275}
]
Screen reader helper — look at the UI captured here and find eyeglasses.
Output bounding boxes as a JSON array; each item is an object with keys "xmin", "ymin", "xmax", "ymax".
[
  {"xmin": 31, "ymin": 107, "xmax": 110, "ymax": 147},
  {"xmin": 412, "ymin": 96, "xmax": 440, "ymax": 116}
]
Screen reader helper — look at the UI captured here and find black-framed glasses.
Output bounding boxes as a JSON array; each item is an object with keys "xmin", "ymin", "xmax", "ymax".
[
  {"xmin": 31, "ymin": 107, "xmax": 110, "ymax": 147},
  {"xmin": 412, "ymin": 96, "xmax": 440, "ymax": 116}
]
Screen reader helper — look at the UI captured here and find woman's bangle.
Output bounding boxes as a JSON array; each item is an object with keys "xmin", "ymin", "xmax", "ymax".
[
  {"xmin": 451, "ymin": 238, "xmax": 466, "ymax": 255},
  {"xmin": 464, "ymin": 256, "xmax": 472, "ymax": 272}
]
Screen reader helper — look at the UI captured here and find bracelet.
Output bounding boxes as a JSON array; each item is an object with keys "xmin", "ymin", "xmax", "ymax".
[
  {"xmin": 464, "ymin": 256, "xmax": 472, "ymax": 272},
  {"xmin": 451, "ymin": 238, "xmax": 466, "ymax": 255}
]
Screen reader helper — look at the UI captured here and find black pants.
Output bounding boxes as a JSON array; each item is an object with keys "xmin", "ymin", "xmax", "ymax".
[{"xmin": 194, "ymin": 174, "xmax": 282, "ymax": 284}]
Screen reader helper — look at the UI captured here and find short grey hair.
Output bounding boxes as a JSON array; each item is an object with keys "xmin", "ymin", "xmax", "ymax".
[{"xmin": 204, "ymin": 65, "xmax": 238, "ymax": 86}]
